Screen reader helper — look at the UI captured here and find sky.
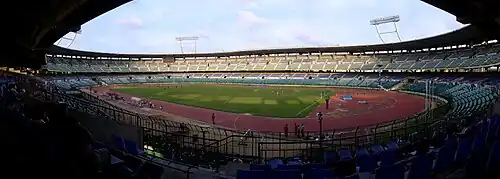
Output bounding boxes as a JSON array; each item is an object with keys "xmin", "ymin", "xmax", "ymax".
[{"xmin": 58, "ymin": 0, "xmax": 465, "ymax": 54}]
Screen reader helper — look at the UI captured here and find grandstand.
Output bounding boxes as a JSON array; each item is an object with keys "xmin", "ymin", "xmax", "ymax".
[{"xmin": 44, "ymin": 44, "xmax": 500, "ymax": 73}]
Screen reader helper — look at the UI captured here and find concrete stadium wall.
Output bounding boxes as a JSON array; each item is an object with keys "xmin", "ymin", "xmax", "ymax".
[{"xmin": 69, "ymin": 108, "xmax": 143, "ymax": 148}]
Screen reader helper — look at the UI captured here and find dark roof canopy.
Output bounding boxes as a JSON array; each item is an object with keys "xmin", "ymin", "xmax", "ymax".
[
  {"xmin": 48, "ymin": 25, "xmax": 494, "ymax": 58},
  {"xmin": 422, "ymin": 0, "xmax": 500, "ymax": 25},
  {"xmin": 422, "ymin": 0, "xmax": 500, "ymax": 37},
  {"xmin": 0, "ymin": 0, "xmax": 130, "ymax": 67}
]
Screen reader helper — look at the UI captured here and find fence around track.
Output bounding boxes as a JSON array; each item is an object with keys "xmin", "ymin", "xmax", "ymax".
[
  {"xmin": 82, "ymin": 82, "xmax": 449, "ymax": 160},
  {"xmin": 22, "ymin": 77, "xmax": 451, "ymax": 161}
]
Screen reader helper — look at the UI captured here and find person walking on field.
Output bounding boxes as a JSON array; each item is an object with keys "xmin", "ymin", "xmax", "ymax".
[
  {"xmin": 212, "ymin": 113, "xmax": 216, "ymax": 125},
  {"xmin": 284, "ymin": 124, "xmax": 288, "ymax": 137}
]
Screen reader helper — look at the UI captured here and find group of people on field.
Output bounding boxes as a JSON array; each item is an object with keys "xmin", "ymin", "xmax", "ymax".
[
  {"xmin": 211, "ymin": 114, "xmax": 307, "ymax": 138},
  {"xmin": 99, "ymin": 92, "xmax": 165, "ymax": 111}
]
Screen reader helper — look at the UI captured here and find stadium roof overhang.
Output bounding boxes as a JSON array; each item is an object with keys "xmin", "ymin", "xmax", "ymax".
[
  {"xmin": 0, "ymin": 0, "xmax": 131, "ymax": 68},
  {"xmin": 48, "ymin": 25, "xmax": 494, "ymax": 58},
  {"xmin": 422, "ymin": 0, "xmax": 500, "ymax": 37}
]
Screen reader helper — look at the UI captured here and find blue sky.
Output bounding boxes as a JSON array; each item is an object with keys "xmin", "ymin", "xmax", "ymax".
[{"xmin": 59, "ymin": 0, "xmax": 465, "ymax": 54}]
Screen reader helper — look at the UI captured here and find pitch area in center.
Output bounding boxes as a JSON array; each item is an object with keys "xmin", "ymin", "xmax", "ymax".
[{"xmin": 111, "ymin": 85, "xmax": 333, "ymax": 118}]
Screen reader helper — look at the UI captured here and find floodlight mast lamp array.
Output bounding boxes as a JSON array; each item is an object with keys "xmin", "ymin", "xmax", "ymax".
[
  {"xmin": 369, "ymin": 15, "xmax": 402, "ymax": 43},
  {"xmin": 175, "ymin": 36, "xmax": 200, "ymax": 54}
]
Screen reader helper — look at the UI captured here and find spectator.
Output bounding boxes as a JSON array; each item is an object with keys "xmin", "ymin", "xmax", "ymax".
[
  {"xmin": 284, "ymin": 124, "xmax": 288, "ymax": 137},
  {"xmin": 300, "ymin": 124, "xmax": 305, "ymax": 137},
  {"xmin": 294, "ymin": 123, "xmax": 298, "ymax": 137},
  {"xmin": 46, "ymin": 103, "xmax": 96, "ymax": 178}
]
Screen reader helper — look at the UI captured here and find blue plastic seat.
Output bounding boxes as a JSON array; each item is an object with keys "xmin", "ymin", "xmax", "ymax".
[
  {"xmin": 386, "ymin": 140, "xmax": 399, "ymax": 152},
  {"xmin": 371, "ymin": 144, "xmax": 385, "ymax": 155},
  {"xmin": 455, "ymin": 137, "xmax": 473, "ymax": 166},
  {"xmin": 303, "ymin": 163, "xmax": 325, "ymax": 170},
  {"xmin": 338, "ymin": 148, "xmax": 353, "ymax": 161},
  {"xmin": 433, "ymin": 146, "xmax": 456, "ymax": 172},
  {"xmin": 407, "ymin": 154, "xmax": 433, "ymax": 179},
  {"xmin": 443, "ymin": 134, "xmax": 458, "ymax": 149},
  {"xmin": 487, "ymin": 140, "xmax": 500, "ymax": 174},
  {"xmin": 355, "ymin": 147, "xmax": 370, "ymax": 158},
  {"xmin": 472, "ymin": 134, "xmax": 487, "ymax": 153},
  {"xmin": 287, "ymin": 161, "xmax": 302, "ymax": 166},
  {"xmin": 376, "ymin": 163, "xmax": 405, "ymax": 179},
  {"xmin": 112, "ymin": 135, "xmax": 126, "ymax": 150},
  {"xmin": 324, "ymin": 151, "xmax": 337, "ymax": 165},
  {"xmin": 272, "ymin": 170, "xmax": 302, "ymax": 179},
  {"xmin": 276, "ymin": 164, "xmax": 301, "ymax": 170},
  {"xmin": 380, "ymin": 151, "xmax": 396, "ymax": 166},
  {"xmin": 488, "ymin": 124, "xmax": 500, "ymax": 144},
  {"xmin": 237, "ymin": 170, "xmax": 268, "ymax": 179},
  {"xmin": 268, "ymin": 159, "xmax": 283, "ymax": 169},
  {"xmin": 345, "ymin": 174, "xmax": 359, "ymax": 179},
  {"xmin": 358, "ymin": 154, "xmax": 376, "ymax": 173},
  {"xmin": 305, "ymin": 168, "xmax": 334, "ymax": 179},
  {"xmin": 92, "ymin": 141, "xmax": 107, "ymax": 150},
  {"xmin": 250, "ymin": 164, "xmax": 271, "ymax": 171},
  {"xmin": 124, "ymin": 139, "xmax": 145, "ymax": 155}
]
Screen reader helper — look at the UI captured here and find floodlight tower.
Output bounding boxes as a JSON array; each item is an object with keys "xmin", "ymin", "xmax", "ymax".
[
  {"xmin": 55, "ymin": 29, "xmax": 82, "ymax": 48},
  {"xmin": 175, "ymin": 36, "xmax": 200, "ymax": 54},
  {"xmin": 369, "ymin": 15, "xmax": 402, "ymax": 43}
]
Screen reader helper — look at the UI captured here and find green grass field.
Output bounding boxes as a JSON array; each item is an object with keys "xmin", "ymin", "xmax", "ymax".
[{"xmin": 111, "ymin": 85, "xmax": 333, "ymax": 118}]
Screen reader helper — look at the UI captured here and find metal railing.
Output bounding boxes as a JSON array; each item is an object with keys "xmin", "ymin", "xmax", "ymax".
[{"xmin": 76, "ymin": 86, "xmax": 449, "ymax": 160}]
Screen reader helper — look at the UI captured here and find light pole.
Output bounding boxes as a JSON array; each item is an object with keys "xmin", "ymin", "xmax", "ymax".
[
  {"xmin": 317, "ymin": 112, "xmax": 323, "ymax": 139},
  {"xmin": 377, "ymin": 64, "xmax": 383, "ymax": 87}
]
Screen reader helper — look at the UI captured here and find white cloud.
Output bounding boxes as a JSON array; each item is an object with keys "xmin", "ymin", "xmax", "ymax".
[
  {"xmin": 239, "ymin": 0, "xmax": 259, "ymax": 9},
  {"xmin": 66, "ymin": 0, "xmax": 464, "ymax": 54},
  {"xmin": 114, "ymin": 15, "xmax": 143, "ymax": 28},
  {"xmin": 237, "ymin": 10, "xmax": 268, "ymax": 28}
]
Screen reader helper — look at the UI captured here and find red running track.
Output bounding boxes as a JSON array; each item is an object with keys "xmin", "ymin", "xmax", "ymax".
[{"xmin": 94, "ymin": 86, "xmax": 425, "ymax": 133}]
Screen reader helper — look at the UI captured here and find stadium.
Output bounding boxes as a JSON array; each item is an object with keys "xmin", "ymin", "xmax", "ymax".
[{"xmin": 2, "ymin": 0, "xmax": 500, "ymax": 179}]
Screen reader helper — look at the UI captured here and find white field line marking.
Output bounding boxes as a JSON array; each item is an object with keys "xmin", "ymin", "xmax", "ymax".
[
  {"xmin": 294, "ymin": 97, "xmax": 323, "ymax": 117},
  {"xmin": 222, "ymin": 96, "xmax": 233, "ymax": 104}
]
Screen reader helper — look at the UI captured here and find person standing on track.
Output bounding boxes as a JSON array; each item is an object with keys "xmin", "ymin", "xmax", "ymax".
[
  {"xmin": 212, "ymin": 113, "xmax": 216, "ymax": 125},
  {"xmin": 159, "ymin": 105, "xmax": 163, "ymax": 110},
  {"xmin": 325, "ymin": 98, "xmax": 330, "ymax": 109},
  {"xmin": 294, "ymin": 123, "xmax": 298, "ymax": 137},
  {"xmin": 300, "ymin": 124, "xmax": 305, "ymax": 138},
  {"xmin": 284, "ymin": 124, "xmax": 288, "ymax": 137}
]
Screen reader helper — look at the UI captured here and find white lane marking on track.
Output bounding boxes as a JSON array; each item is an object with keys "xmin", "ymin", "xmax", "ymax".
[{"xmin": 233, "ymin": 116, "xmax": 240, "ymax": 129}]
